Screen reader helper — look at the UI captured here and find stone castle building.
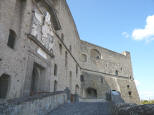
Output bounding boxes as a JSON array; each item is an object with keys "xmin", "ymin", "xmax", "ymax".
[{"xmin": 0, "ymin": 0, "xmax": 140, "ymax": 104}]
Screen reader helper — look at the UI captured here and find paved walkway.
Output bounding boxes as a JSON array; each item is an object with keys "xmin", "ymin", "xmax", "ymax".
[{"xmin": 47, "ymin": 102, "xmax": 112, "ymax": 115}]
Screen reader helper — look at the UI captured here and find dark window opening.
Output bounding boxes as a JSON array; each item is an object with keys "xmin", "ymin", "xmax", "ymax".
[
  {"xmin": 80, "ymin": 75, "xmax": 84, "ymax": 82},
  {"xmin": 59, "ymin": 43, "xmax": 62, "ymax": 55},
  {"xmin": 127, "ymin": 85, "xmax": 130, "ymax": 88},
  {"xmin": 54, "ymin": 64, "xmax": 57, "ymax": 76},
  {"xmin": 69, "ymin": 71, "xmax": 72, "ymax": 90},
  {"xmin": 0, "ymin": 74, "xmax": 10, "ymax": 98},
  {"xmin": 7, "ymin": 29, "xmax": 16, "ymax": 49},
  {"xmin": 101, "ymin": 78, "xmax": 104, "ymax": 83},
  {"xmin": 65, "ymin": 51, "xmax": 67, "ymax": 67},
  {"xmin": 128, "ymin": 91, "xmax": 132, "ymax": 96},
  {"xmin": 115, "ymin": 70, "xmax": 118, "ymax": 76},
  {"xmin": 76, "ymin": 64, "xmax": 78, "ymax": 75}
]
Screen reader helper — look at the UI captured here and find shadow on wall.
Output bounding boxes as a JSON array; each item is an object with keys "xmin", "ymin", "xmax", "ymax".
[{"xmin": 80, "ymin": 71, "xmax": 125, "ymax": 104}]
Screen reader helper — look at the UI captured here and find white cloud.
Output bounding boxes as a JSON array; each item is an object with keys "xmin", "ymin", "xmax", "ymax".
[
  {"xmin": 122, "ymin": 32, "xmax": 129, "ymax": 38},
  {"xmin": 132, "ymin": 15, "xmax": 154, "ymax": 41},
  {"xmin": 140, "ymin": 91, "xmax": 154, "ymax": 100}
]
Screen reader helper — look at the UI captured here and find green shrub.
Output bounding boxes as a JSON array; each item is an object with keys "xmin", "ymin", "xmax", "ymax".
[{"xmin": 141, "ymin": 100, "xmax": 154, "ymax": 104}]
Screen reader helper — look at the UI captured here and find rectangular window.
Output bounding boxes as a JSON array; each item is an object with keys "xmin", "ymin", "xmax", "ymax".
[
  {"xmin": 59, "ymin": 43, "xmax": 62, "ymax": 55},
  {"xmin": 7, "ymin": 30, "xmax": 16, "ymax": 49},
  {"xmin": 65, "ymin": 51, "xmax": 67, "ymax": 67}
]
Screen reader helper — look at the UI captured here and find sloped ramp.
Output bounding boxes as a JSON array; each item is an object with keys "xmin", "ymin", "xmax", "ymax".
[{"xmin": 47, "ymin": 102, "xmax": 112, "ymax": 115}]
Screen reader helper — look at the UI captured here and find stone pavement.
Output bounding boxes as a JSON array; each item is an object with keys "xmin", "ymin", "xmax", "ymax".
[{"xmin": 47, "ymin": 102, "xmax": 112, "ymax": 115}]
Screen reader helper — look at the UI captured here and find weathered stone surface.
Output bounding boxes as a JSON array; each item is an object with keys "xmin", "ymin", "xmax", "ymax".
[
  {"xmin": 0, "ymin": 92, "xmax": 67, "ymax": 115},
  {"xmin": 0, "ymin": 0, "xmax": 139, "ymax": 108},
  {"xmin": 113, "ymin": 103, "xmax": 154, "ymax": 115},
  {"xmin": 48, "ymin": 102, "xmax": 113, "ymax": 115}
]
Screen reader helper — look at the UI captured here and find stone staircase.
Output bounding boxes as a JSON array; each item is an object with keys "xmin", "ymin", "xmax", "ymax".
[{"xmin": 47, "ymin": 101, "xmax": 113, "ymax": 115}]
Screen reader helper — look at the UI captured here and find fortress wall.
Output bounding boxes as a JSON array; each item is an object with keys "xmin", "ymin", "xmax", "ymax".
[
  {"xmin": 0, "ymin": 0, "xmax": 81, "ymax": 99},
  {"xmin": 80, "ymin": 40, "xmax": 133, "ymax": 79},
  {"xmin": 0, "ymin": 0, "xmax": 34, "ymax": 99}
]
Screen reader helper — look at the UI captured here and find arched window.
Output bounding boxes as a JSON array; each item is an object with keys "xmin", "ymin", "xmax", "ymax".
[
  {"xmin": 45, "ymin": 2, "xmax": 61, "ymax": 30},
  {"xmin": 7, "ymin": 29, "xmax": 16, "ymax": 49},
  {"xmin": 90, "ymin": 49, "xmax": 101, "ymax": 61},
  {"xmin": 0, "ymin": 74, "xmax": 10, "ymax": 98},
  {"xmin": 54, "ymin": 80, "xmax": 57, "ymax": 92},
  {"xmin": 54, "ymin": 64, "xmax": 57, "ymax": 76},
  {"xmin": 80, "ymin": 54, "xmax": 87, "ymax": 62}
]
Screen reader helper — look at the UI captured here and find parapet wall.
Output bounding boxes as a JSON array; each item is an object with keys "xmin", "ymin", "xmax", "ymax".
[{"xmin": 0, "ymin": 91, "xmax": 67, "ymax": 115}]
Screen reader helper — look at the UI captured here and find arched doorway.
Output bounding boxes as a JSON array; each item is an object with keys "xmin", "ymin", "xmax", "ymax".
[
  {"xmin": 0, "ymin": 74, "xmax": 10, "ymax": 98},
  {"xmin": 75, "ymin": 85, "xmax": 79, "ymax": 94},
  {"xmin": 86, "ymin": 88, "xmax": 97, "ymax": 98}
]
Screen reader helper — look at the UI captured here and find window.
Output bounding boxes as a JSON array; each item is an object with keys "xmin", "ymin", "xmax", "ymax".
[
  {"xmin": 7, "ymin": 29, "xmax": 16, "ymax": 49},
  {"xmin": 54, "ymin": 80, "xmax": 57, "ymax": 92},
  {"xmin": 76, "ymin": 64, "xmax": 78, "ymax": 75},
  {"xmin": 65, "ymin": 51, "xmax": 68, "ymax": 67},
  {"xmin": 101, "ymin": 78, "xmax": 104, "ymax": 83},
  {"xmin": 80, "ymin": 75, "xmax": 84, "ymax": 82},
  {"xmin": 30, "ymin": 63, "xmax": 45, "ymax": 95},
  {"xmin": 90, "ymin": 49, "xmax": 101, "ymax": 62},
  {"xmin": 128, "ymin": 91, "xmax": 132, "ymax": 96},
  {"xmin": 59, "ymin": 43, "xmax": 62, "ymax": 55},
  {"xmin": 47, "ymin": 5, "xmax": 61, "ymax": 30},
  {"xmin": 54, "ymin": 64, "xmax": 57, "ymax": 76},
  {"xmin": 127, "ymin": 85, "xmax": 130, "ymax": 88},
  {"xmin": 115, "ymin": 70, "xmax": 118, "ymax": 76},
  {"xmin": 69, "ymin": 71, "xmax": 72, "ymax": 90}
]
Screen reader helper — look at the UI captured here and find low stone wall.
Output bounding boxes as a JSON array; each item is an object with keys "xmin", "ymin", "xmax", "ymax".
[
  {"xmin": 112, "ymin": 103, "xmax": 154, "ymax": 115},
  {"xmin": 79, "ymin": 98, "xmax": 106, "ymax": 102},
  {"xmin": 0, "ymin": 91, "xmax": 67, "ymax": 115}
]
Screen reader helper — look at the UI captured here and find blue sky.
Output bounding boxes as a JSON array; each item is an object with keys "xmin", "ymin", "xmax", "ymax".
[{"xmin": 67, "ymin": 0, "xmax": 154, "ymax": 100}]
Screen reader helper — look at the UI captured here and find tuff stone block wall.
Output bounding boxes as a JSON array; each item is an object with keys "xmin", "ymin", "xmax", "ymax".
[
  {"xmin": 0, "ymin": 0, "xmax": 140, "ymax": 105},
  {"xmin": 79, "ymin": 40, "xmax": 140, "ymax": 104}
]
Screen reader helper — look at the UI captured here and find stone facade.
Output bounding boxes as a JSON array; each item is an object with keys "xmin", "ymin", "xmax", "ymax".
[{"xmin": 0, "ymin": 0, "xmax": 140, "ymax": 104}]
